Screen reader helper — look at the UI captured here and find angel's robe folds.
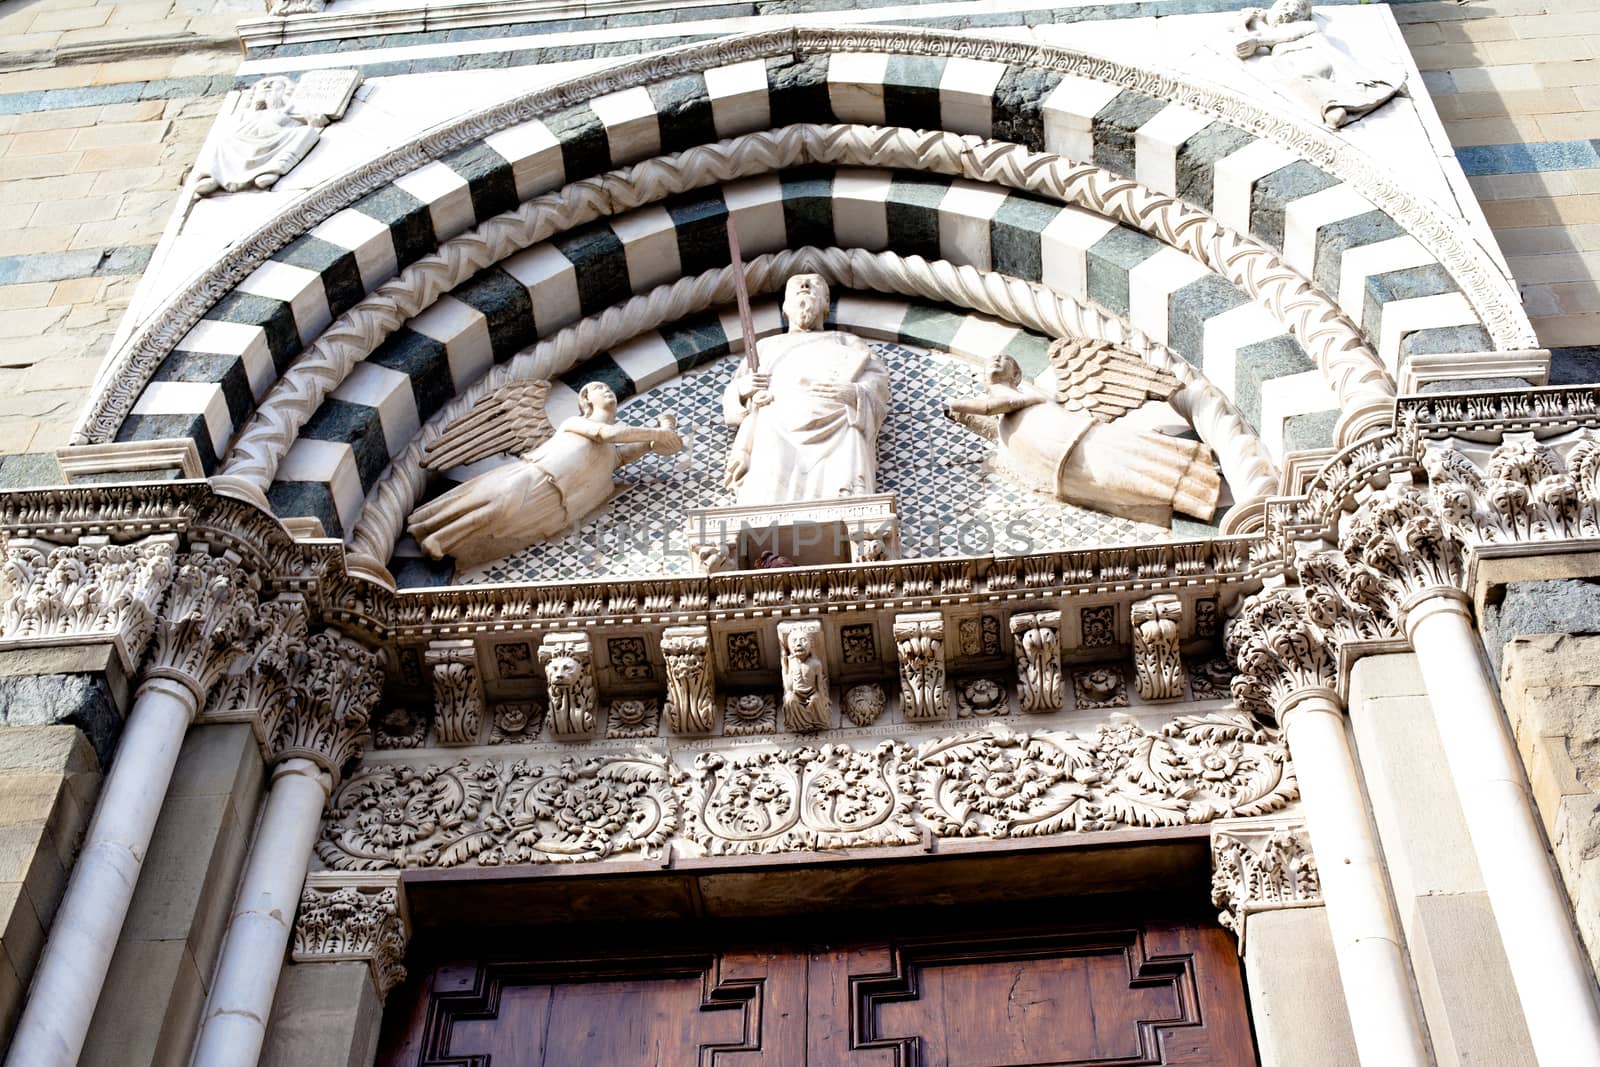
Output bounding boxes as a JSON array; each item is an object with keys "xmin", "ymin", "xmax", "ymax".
[{"xmin": 722, "ymin": 331, "xmax": 890, "ymax": 506}]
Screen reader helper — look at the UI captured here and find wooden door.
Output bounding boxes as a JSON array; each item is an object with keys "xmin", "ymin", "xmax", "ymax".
[{"xmin": 380, "ymin": 911, "xmax": 1255, "ymax": 1067}]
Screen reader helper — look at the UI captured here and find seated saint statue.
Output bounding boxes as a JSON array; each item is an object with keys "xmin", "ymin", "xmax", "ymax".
[
  {"xmin": 408, "ymin": 381, "xmax": 682, "ymax": 568},
  {"xmin": 194, "ymin": 76, "xmax": 326, "ymax": 195},
  {"xmin": 945, "ymin": 343, "xmax": 1220, "ymax": 526},
  {"xmin": 722, "ymin": 274, "xmax": 891, "ymax": 505},
  {"xmin": 1233, "ymin": 0, "xmax": 1403, "ymax": 129}
]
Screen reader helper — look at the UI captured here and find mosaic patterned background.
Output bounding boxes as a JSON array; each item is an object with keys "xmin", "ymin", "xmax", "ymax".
[{"xmin": 453, "ymin": 342, "xmax": 1218, "ymax": 584}]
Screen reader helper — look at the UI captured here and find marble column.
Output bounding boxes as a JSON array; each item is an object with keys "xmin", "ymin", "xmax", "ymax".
[{"xmin": 4, "ymin": 552, "xmax": 258, "ymax": 1067}]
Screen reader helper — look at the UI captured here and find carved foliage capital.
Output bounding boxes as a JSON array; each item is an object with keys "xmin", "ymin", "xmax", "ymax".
[
  {"xmin": 204, "ymin": 594, "xmax": 309, "ymax": 723},
  {"xmin": 1339, "ymin": 485, "xmax": 1466, "ymax": 608},
  {"xmin": 1225, "ymin": 587, "xmax": 1337, "ymax": 718},
  {"xmin": 1210, "ymin": 820, "xmax": 1321, "ymax": 949},
  {"xmin": 268, "ymin": 629, "xmax": 383, "ymax": 779},
  {"xmin": 145, "ymin": 551, "xmax": 260, "ymax": 702},
  {"xmin": 1424, "ymin": 434, "xmax": 1600, "ymax": 546},
  {"xmin": 292, "ymin": 874, "xmax": 409, "ymax": 999}
]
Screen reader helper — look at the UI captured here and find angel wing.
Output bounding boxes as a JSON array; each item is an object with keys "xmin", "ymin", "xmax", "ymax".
[
  {"xmin": 422, "ymin": 378, "xmax": 554, "ymax": 473},
  {"xmin": 1048, "ymin": 338, "xmax": 1182, "ymax": 424}
]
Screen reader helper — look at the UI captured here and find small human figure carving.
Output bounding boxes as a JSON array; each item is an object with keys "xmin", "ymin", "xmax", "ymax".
[
  {"xmin": 722, "ymin": 274, "xmax": 891, "ymax": 505},
  {"xmin": 409, "ymin": 380, "xmax": 682, "ymax": 567},
  {"xmin": 945, "ymin": 342, "xmax": 1220, "ymax": 525},
  {"xmin": 1233, "ymin": 0, "xmax": 1403, "ymax": 129},
  {"xmin": 780, "ymin": 624, "xmax": 830, "ymax": 732},
  {"xmin": 194, "ymin": 71, "xmax": 359, "ymax": 195}
]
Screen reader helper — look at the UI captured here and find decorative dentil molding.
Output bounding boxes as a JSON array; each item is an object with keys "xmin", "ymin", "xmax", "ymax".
[
  {"xmin": 143, "ymin": 550, "xmax": 261, "ymax": 705},
  {"xmin": 424, "ymin": 639, "xmax": 482, "ymax": 745},
  {"xmin": 1210, "ymin": 819, "xmax": 1321, "ymax": 951},
  {"xmin": 1130, "ymin": 594, "xmax": 1184, "ymax": 702},
  {"xmin": 266, "ymin": 629, "xmax": 383, "ymax": 782},
  {"xmin": 778, "ymin": 619, "xmax": 829, "ymax": 732},
  {"xmin": 318, "ymin": 711, "xmax": 1294, "ymax": 869},
  {"xmin": 660, "ymin": 625, "xmax": 714, "ymax": 735},
  {"xmin": 0, "ymin": 535, "xmax": 175, "ymax": 672},
  {"xmin": 291, "ymin": 872, "xmax": 409, "ymax": 1000},
  {"xmin": 1010, "ymin": 610, "xmax": 1062, "ymax": 713},
  {"xmin": 1225, "ymin": 586, "xmax": 1338, "ymax": 719},
  {"xmin": 894, "ymin": 612, "xmax": 948, "ymax": 723},
  {"xmin": 540, "ymin": 632, "xmax": 597, "ymax": 739}
]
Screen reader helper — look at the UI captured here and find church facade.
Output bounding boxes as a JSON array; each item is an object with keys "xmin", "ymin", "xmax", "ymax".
[{"xmin": 0, "ymin": 1, "xmax": 1598, "ymax": 1065}]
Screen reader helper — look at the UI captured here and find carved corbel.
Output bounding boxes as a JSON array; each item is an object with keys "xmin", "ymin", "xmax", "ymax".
[
  {"xmin": 265, "ymin": 629, "xmax": 384, "ymax": 784},
  {"xmin": 777, "ymin": 619, "xmax": 830, "ymax": 732},
  {"xmin": 1225, "ymin": 586, "xmax": 1340, "ymax": 719},
  {"xmin": 1210, "ymin": 819, "xmax": 1321, "ymax": 953},
  {"xmin": 540, "ymin": 632, "xmax": 597, "ymax": 739},
  {"xmin": 1130, "ymin": 594, "xmax": 1185, "ymax": 702},
  {"xmin": 1009, "ymin": 610, "xmax": 1062, "ymax": 713},
  {"xmin": 894, "ymin": 612, "xmax": 948, "ymax": 722},
  {"xmin": 292, "ymin": 871, "xmax": 410, "ymax": 1000},
  {"xmin": 660, "ymin": 625, "xmax": 714, "ymax": 734},
  {"xmin": 0, "ymin": 534, "xmax": 177, "ymax": 672},
  {"xmin": 424, "ymin": 639, "xmax": 483, "ymax": 745},
  {"xmin": 143, "ymin": 550, "xmax": 261, "ymax": 709}
]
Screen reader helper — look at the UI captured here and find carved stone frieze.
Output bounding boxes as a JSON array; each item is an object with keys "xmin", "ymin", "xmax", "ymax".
[
  {"xmin": 265, "ymin": 629, "xmax": 383, "ymax": 780},
  {"xmin": 424, "ymin": 640, "xmax": 482, "ymax": 746},
  {"xmin": 316, "ymin": 753, "xmax": 678, "ymax": 868},
  {"xmin": 1210, "ymin": 820, "xmax": 1321, "ymax": 949},
  {"xmin": 893, "ymin": 612, "xmax": 948, "ymax": 723},
  {"xmin": 318, "ymin": 713, "xmax": 1293, "ymax": 869},
  {"xmin": 0, "ymin": 536, "xmax": 175, "ymax": 671},
  {"xmin": 778, "ymin": 620, "xmax": 829, "ymax": 732},
  {"xmin": 540, "ymin": 632, "xmax": 597, "ymax": 740},
  {"xmin": 1130, "ymin": 594, "xmax": 1184, "ymax": 702},
  {"xmin": 1010, "ymin": 610, "xmax": 1063, "ymax": 713},
  {"xmin": 144, "ymin": 551, "xmax": 260, "ymax": 703},
  {"xmin": 292, "ymin": 873, "xmax": 409, "ymax": 1000},
  {"xmin": 660, "ymin": 625, "xmax": 714, "ymax": 734}
]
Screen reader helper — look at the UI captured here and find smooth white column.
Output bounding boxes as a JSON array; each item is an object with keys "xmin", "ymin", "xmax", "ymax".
[
  {"xmin": 1279, "ymin": 688, "xmax": 1433, "ymax": 1067},
  {"xmin": 4, "ymin": 678, "xmax": 197, "ymax": 1067},
  {"xmin": 191, "ymin": 758, "xmax": 331, "ymax": 1067},
  {"xmin": 1406, "ymin": 591, "xmax": 1600, "ymax": 1067}
]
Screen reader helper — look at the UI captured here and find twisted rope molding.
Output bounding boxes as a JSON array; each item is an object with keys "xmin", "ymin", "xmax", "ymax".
[
  {"xmin": 76, "ymin": 25, "xmax": 1531, "ymax": 447},
  {"xmin": 346, "ymin": 246, "xmax": 1280, "ymax": 567},
  {"xmin": 220, "ymin": 123, "xmax": 1380, "ymax": 491}
]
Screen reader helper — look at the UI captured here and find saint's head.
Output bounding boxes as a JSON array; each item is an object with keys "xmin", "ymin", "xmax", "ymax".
[
  {"xmin": 576, "ymin": 381, "xmax": 619, "ymax": 422},
  {"xmin": 783, "ymin": 274, "xmax": 829, "ymax": 333},
  {"xmin": 250, "ymin": 76, "xmax": 291, "ymax": 111},
  {"xmin": 987, "ymin": 353, "xmax": 1024, "ymax": 387}
]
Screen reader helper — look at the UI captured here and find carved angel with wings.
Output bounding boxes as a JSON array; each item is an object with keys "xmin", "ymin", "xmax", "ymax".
[
  {"xmin": 194, "ymin": 70, "xmax": 360, "ymax": 196},
  {"xmin": 945, "ymin": 339, "xmax": 1220, "ymax": 525},
  {"xmin": 407, "ymin": 380, "xmax": 682, "ymax": 568}
]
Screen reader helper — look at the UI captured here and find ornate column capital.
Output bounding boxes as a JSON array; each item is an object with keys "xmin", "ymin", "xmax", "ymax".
[
  {"xmin": 203, "ymin": 594, "xmax": 309, "ymax": 726},
  {"xmin": 291, "ymin": 872, "xmax": 409, "ymax": 1000},
  {"xmin": 1423, "ymin": 435, "xmax": 1597, "ymax": 547},
  {"xmin": 1339, "ymin": 484, "xmax": 1467, "ymax": 616},
  {"xmin": 1210, "ymin": 818, "xmax": 1321, "ymax": 953},
  {"xmin": 265, "ymin": 629, "xmax": 384, "ymax": 785},
  {"xmin": 1225, "ymin": 586, "xmax": 1340, "ymax": 720},
  {"xmin": 143, "ymin": 550, "xmax": 261, "ymax": 707},
  {"xmin": 0, "ymin": 534, "xmax": 176, "ymax": 672}
]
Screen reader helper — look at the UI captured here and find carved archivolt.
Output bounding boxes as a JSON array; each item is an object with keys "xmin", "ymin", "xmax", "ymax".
[{"xmin": 318, "ymin": 712, "xmax": 1294, "ymax": 868}]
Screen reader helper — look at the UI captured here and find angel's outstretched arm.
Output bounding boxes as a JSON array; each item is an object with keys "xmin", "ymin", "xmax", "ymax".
[{"xmin": 946, "ymin": 383, "xmax": 1040, "ymax": 416}]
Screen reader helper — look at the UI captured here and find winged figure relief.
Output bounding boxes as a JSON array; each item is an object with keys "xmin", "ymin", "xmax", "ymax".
[
  {"xmin": 944, "ymin": 338, "xmax": 1220, "ymax": 526},
  {"xmin": 407, "ymin": 379, "xmax": 682, "ymax": 568}
]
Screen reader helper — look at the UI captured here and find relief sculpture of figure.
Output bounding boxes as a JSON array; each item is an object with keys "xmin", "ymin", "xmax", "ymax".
[
  {"xmin": 194, "ymin": 71, "xmax": 359, "ymax": 196},
  {"xmin": 945, "ymin": 341, "xmax": 1220, "ymax": 526},
  {"xmin": 408, "ymin": 380, "xmax": 682, "ymax": 568},
  {"xmin": 722, "ymin": 274, "xmax": 891, "ymax": 506},
  {"xmin": 1233, "ymin": 0, "xmax": 1403, "ymax": 129}
]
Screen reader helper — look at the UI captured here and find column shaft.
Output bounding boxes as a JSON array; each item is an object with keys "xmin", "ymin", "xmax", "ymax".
[
  {"xmin": 1407, "ymin": 595, "xmax": 1600, "ymax": 1066},
  {"xmin": 191, "ymin": 759, "xmax": 329, "ymax": 1067},
  {"xmin": 1281, "ymin": 691, "xmax": 1432, "ymax": 1067},
  {"xmin": 4, "ymin": 679, "xmax": 196, "ymax": 1067}
]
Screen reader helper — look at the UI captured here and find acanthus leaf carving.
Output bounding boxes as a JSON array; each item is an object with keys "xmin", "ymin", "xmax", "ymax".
[
  {"xmin": 660, "ymin": 625, "xmax": 714, "ymax": 735},
  {"xmin": 1010, "ymin": 609, "xmax": 1063, "ymax": 713},
  {"xmin": 540, "ymin": 632, "xmax": 597, "ymax": 740},
  {"xmin": 1130, "ymin": 594, "xmax": 1185, "ymax": 702},
  {"xmin": 291, "ymin": 874, "xmax": 409, "ymax": 1000},
  {"xmin": 203, "ymin": 593, "xmax": 308, "ymax": 722},
  {"xmin": 144, "ymin": 551, "xmax": 260, "ymax": 703},
  {"xmin": 1424, "ymin": 434, "xmax": 1599, "ymax": 546},
  {"xmin": 1338, "ymin": 484, "xmax": 1467, "ymax": 608},
  {"xmin": 424, "ymin": 639, "xmax": 482, "ymax": 746},
  {"xmin": 267, "ymin": 628, "xmax": 383, "ymax": 781},
  {"xmin": 893, "ymin": 612, "xmax": 948, "ymax": 723},
  {"xmin": 1225, "ymin": 586, "xmax": 1338, "ymax": 719},
  {"xmin": 1210, "ymin": 820, "xmax": 1321, "ymax": 949}
]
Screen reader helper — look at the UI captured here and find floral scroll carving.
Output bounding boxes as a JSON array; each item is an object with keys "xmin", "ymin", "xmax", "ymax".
[
  {"xmin": 425, "ymin": 639, "xmax": 482, "ymax": 746},
  {"xmin": 1010, "ymin": 610, "xmax": 1062, "ymax": 713},
  {"xmin": 660, "ymin": 625, "xmax": 714, "ymax": 734},
  {"xmin": 316, "ymin": 752, "xmax": 678, "ymax": 869},
  {"xmin": 1130, "ymin": 594, "xmax": 1184, "ymax": 702},
  {"xmin": 893, "ymin": 612, "xmax": 948, "ymax": 723},
  {"xmin": 1210, "ymin": 820, "xmax": 1321, "ymax": 949}
]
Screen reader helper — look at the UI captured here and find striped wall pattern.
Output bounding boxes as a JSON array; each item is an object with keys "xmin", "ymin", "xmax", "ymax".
[{"xmin": 116, "ymin": 49, "xmax": 1491, "ymax": 536}]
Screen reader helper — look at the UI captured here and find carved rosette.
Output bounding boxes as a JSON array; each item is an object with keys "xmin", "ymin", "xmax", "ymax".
[
  {"xmin": 291, "ymin": 874, "xmax": 409, "ymax": 999},
  {"xmin": 893, "ymin": 612, "xmax": 948, "ymax": 722},
  {"xmin": 266, "ymin": 630, "xmax": 383, "ymax": 781},
  {"xmin": 660, "ymin": 626, "xmax": 714, "ymax": 734},
  {"xmin": 1010, "ymin": 610, "xmax": 1063, "ymax": 713},
  {"xmin": 0, "ymin": 536, "xmax": 175, "ymax": 670},
  {"xmin": 203, "ymin": 595, "xmax": 308, "ymax": 722},
  {"xmin": 1424, "ymin": 435, "xmax": 1600, "ymax": 545},
  {"xmin": 682, "ymin": 742, "xmax": 918, "ymax": 855},
  {"xmin": 1210, "ymin": 820, "xmax": 1321, "ymax": 949},
  {"xmin": 316, "ymin": 753, "xmax": 678, "ymax": 868},
  {"xmin": 1130, "ymin": 594, "xmax": 1185, "ymax": 702},
  {"xmin": 143, "ymin": 551, "xmax": 260, "ymax": 703},
  {"xmin": 778, "ymin": 619, "xmax": 830, "ymax": 732},
  {"xmin": 1225, "ymin": 587, "xmax": 1339, "ymax": 719},
  {"xmin": 425, "ymin": 640, "xmax": 482, "ymax": 745},
  {"xmin": 540, "ymin": 632, "xmax": 597, "ymax": 739}
]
